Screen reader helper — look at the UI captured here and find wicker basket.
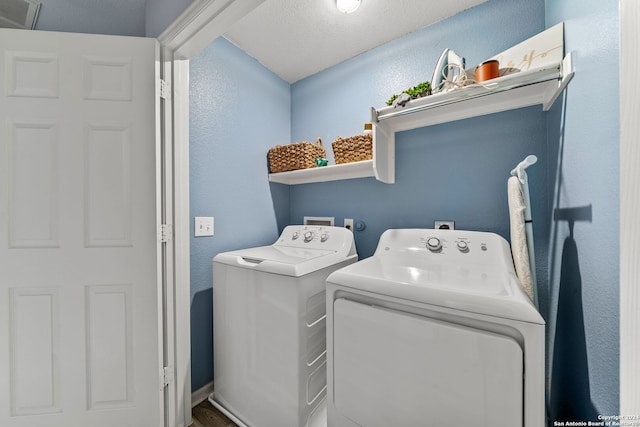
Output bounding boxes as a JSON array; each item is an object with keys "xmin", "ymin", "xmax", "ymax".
[
  {"xmin": 268, "ymin": 137, "xmax": 326, "ymax": 173},
  {"xmin": 332, "ymin": 133, "xmax": 373, "ymax": 165}
]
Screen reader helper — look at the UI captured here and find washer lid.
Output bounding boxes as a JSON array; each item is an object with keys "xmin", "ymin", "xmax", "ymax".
[
  {"xmin": 217, "ymin": 245, "xmax": 334, "ymax": 264},
  {"xmin": 213, "ymin": 225, "xmax": 357, "ymax": 277}
]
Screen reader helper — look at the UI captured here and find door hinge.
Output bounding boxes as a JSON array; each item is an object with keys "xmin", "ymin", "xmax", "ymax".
[
  {"xmin": 161, "ymin": 366, "xmax": 174, "ymax": 388},
  {"xmin": 159, "ymin": 79, "xmax": 170, "ymax": 100},
  {"xmin": 159, "ymin": 223, "xmax": 173, "ymax": 243}
]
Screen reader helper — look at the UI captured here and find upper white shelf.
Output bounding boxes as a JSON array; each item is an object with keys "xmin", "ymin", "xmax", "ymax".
[
  {"xmin": 268, "ymin": 53, "xmax": 573, "ymax": 186},
  {"xmin": 372, "ymin": 53, "xmax": 574, "ymax": 133}
]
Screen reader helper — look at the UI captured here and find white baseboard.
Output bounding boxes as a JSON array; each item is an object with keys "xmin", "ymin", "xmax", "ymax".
[{"xmin": 191, "ymin": 381, "xmax": 215, "ymax": 408}]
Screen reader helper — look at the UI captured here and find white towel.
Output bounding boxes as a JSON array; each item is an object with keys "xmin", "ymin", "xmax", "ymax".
[{"xmin": 508, "ymin": 176, "xmax": 534, "ymax": 301}]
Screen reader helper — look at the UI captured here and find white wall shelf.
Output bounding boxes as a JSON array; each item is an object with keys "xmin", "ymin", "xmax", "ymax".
[
  {"xmin": 373, "ymin": 53, "xmax": 574, "ymax": 133},
  {"xmin": 269, "ymin": 159, "xmax": 375, "ymax": 185},
  {"xmin": 268, "ymin": 53, "xmax": 573, "ymax": 186},
  {"xmin": 268, "ymin": 123, "xmax": 395, "ymax": 185}
]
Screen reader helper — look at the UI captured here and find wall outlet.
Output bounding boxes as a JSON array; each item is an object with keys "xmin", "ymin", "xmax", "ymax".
[
  {"xmin": 344, "ymin": 218, "xmax": 354, "ymax": 231},
  {"xmin": 434, "ymin": 220, "xmax": 455, "ymax": 230},
  {"xmin": 195, "ymin": 216, "xmax": 214, "ymax": 237}
]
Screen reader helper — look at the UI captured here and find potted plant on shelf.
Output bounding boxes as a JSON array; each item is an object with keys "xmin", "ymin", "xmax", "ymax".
[{"xmin": 386, "ymin": 81, "xmax": 432, "ymax": 107}]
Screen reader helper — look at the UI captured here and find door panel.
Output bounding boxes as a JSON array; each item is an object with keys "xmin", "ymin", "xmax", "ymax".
[
  {"xmin": 8, "ymin": 121, "xmax": 59, "ymax": 248},
  {"xmin": 0, "ymin": 28, "xmax": 162, "ymax": 427}
]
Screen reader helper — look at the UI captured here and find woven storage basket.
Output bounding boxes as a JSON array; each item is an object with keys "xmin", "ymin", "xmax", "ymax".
[
  {"xmin": 332, "ymin": 133, "xmax": 373, "ymax": 165},
  {"xmin": 268, "ymin": 137, "xmax": 325, "ymax": 173}
]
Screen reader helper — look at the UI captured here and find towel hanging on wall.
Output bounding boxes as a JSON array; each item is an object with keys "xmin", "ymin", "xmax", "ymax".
[{"xmin": 508, "ymin": 175, "xmax": 535, "ymax": 301}]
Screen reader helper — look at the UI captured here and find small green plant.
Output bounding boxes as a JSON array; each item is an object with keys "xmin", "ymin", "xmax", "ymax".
[
  {"xmin": 386, "ymin": 81, "xmax": 432, "ymax": 106},
  {"xmin": 386, "ymin": 94, "xmax": 400, "ymax": 106}
]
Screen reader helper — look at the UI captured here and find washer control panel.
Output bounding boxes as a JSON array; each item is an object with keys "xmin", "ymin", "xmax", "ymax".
[{"xmin": 277, "ymin": 225, "xmax": 354, "ymax": 252}]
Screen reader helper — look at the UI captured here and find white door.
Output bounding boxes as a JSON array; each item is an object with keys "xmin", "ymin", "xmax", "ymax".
[{"xmin": 0, "ymin": 29, "xmax": 163, "ymax": 426}]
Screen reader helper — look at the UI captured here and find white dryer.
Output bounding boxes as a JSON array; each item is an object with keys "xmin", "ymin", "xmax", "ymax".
[
  {"xmin": 210, "ymin": 225, "xmax": 357, "ymax": 427},
  {"xmin": 326, "ymin": 229, "xmax": 545, "ymax": 427}
]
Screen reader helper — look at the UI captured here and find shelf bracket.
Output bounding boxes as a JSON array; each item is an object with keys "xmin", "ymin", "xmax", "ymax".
[
  {"xmin": 371, "ymin": 106, "xmax": 380, "ymax": 123},
  {"xmin": 543, "ymin": 52, "xmax": 574, "ymax": 111}
]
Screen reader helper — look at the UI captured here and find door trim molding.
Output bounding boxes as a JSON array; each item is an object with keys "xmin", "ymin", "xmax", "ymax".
[
  {"xmin": 157, "ymin": 1, "xmax": 265, "ymax": 425},
  {"xmin": 619, "ymin": 0, "xmax": 640, "ymax": 414},
  {"xmin": 159, "ymin": 0, "xmax": 265, "ymax": 59}
]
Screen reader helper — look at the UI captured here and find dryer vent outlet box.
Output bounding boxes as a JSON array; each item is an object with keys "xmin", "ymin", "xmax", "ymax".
[{"xmin": 0, "ymin": 0, "xmax": 41, "ymax": 30}]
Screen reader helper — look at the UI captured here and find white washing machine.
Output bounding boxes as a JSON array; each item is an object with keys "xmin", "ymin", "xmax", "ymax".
[
  {"xmin": 210, "ymin": 225, "xmax": 357, "ymax": 427},
  {"xmin": 326, "ymin": 229, "xmax": 545, "ymax": 427}
]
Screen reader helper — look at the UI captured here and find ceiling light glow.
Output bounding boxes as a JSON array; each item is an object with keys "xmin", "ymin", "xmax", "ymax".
[{"xmin": 336, "ymin": 0, "xmax": 360, "ymax": 14}]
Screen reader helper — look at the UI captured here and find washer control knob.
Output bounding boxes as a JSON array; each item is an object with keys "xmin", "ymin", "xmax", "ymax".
[
  {"xmin": 292, "ymin": 231, "xmax": 300, "ymax": 240},
  {"xmin": 304, "ymin": 231, "xmax": 314, "ymax": 242},
  {"xmin": 456, "ymin": 240, "xmax": 469, "ymax": 252},
  {"xmin": 320, "ymin": 233, "xmax": 329, "ymax": 242},
  {"xmin": 426, "ymin": 237, "xmax": 442, "ymax": 252}
]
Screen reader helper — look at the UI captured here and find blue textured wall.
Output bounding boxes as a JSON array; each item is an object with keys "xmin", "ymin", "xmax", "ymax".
[
  {"xmin": 35, "ymin": 0, "xmax": 193, "ymax": 38},
  {"xmin": 288, "ymin": 0, "xmax": 621, "ymax": 420},
  {"xmin": 35, "ymin": 0, "xmax": 146, "ymax": 36},
  {"xmin": 145, "ymin": 0, "xmax": 193, "ymax": 37},
  {"xmin": 290, "ymin": 0, "xmax": 546, "ymax": 260},
  {"xmin": 34, "ymin": 0, "xmax": 191, "ymax": 37},
  {"xmin": 545, "ymin": 0, "xmax": 620, "ymax": 421},
  {"xmin": 189, "ymin": 37, "xmax": 291, "ymax": 390}
]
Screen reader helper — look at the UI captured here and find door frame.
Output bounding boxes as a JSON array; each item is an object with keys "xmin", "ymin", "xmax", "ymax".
[
  {"xmin": 619, "ymin": 0, "xmax": 640, "ymax": 414},
  {"xmin": 159, "ymin": 0, "xmax": 639, "ymax": 421},
  {"xmin": 156, "ymin": 1, "xmax": 265, "ymax": 425}
]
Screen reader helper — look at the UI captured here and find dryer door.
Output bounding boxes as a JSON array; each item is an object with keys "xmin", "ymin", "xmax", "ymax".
[{"xmin": 333, "ymin": 299, "xmax": 523, "ymax": 427}]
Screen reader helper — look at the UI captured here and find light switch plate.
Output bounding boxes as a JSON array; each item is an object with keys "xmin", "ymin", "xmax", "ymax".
[{"xmin": 195, "ymin": 216, "xmax": 214, "ymax": 237}]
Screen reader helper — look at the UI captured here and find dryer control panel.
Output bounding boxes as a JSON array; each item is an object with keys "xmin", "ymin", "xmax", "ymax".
[
  {"xmin": 375, "ymin": 228, "xmax": 513, "ymax": 269},
  {"xmin": 420, "ymin": 235, "xmax": 479, "ymax": 254}
]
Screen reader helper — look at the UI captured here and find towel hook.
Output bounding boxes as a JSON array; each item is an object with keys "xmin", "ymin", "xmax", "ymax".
[{"xmin": 510, "ymin": 155, "xmax": 538, "ymax": 183}]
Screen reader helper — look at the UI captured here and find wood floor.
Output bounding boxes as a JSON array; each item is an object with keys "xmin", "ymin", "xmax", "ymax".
[{"xmin": 191, "ymin": 399, "xmax": 237, "ymax": 427}]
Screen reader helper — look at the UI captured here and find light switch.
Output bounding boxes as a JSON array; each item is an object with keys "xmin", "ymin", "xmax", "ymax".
[{"xmin": 194, "ymin": 216, "xmax": 214, "ymax": 237}]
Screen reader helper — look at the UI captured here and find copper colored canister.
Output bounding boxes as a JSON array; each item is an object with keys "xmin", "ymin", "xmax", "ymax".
[{"xmin": 475, "ymin": 59, "xmax": 500, "ymax": 82}]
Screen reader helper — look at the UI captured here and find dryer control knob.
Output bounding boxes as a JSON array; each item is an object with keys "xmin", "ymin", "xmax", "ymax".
[
  {"xmin": 304, "ymin": 231, "xmax": 314, "ymax": 242},
  {"xmin": 426, "ymin": 237, "xmax": 442, "ymax": 252},
  {"xmin": 456, "ymin": 240, "xmax": 469, "ymax": 252},
  {"xmin": 320, "ymin": 233, "xmax": 329, "ymax": 242},
  {"xmin": 292, "ymin": 231, "xmax": 300, "ymax": 240}
]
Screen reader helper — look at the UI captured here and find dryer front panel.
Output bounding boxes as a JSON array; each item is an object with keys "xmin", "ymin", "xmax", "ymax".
[{"xmin": 332, "ymin": 298, "xmax": 523, "ymax": 427}]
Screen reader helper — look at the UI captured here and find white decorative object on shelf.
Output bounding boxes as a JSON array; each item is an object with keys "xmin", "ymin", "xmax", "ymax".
[{"xmin": 489, "ymin": 22, "xmax": 564, "ymax": 78}]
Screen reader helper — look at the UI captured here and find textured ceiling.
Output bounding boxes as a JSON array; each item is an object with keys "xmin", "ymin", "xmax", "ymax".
[{"xmin": 224, "ymin": 0, "xmax": 488, "ymax": 83}]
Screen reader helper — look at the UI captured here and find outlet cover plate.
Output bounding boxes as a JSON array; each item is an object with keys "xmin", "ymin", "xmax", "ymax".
[{"xmin": 434, "ymin": 220, "xmax": 455, "ymax": 230}]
